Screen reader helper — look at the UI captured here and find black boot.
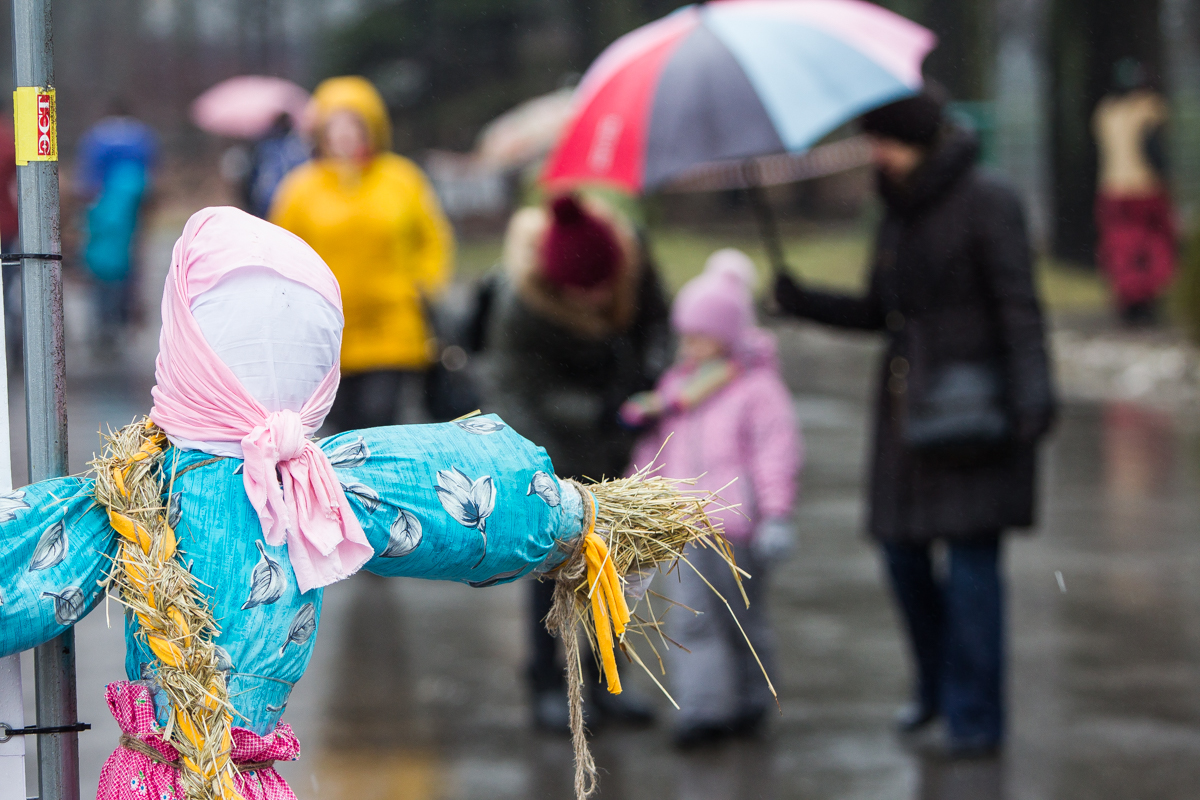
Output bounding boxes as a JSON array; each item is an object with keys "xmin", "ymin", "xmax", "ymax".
[
  {"xmin": 590, "ymin": 684, "xmax": 656, "ymax": 727},
  {"xmin": 673, "ymin": 722, "xmax": 729, "ymax": 750},
  {"xmin": 896, "ymin": 701, "xmax": 939, "ymax": 734}
]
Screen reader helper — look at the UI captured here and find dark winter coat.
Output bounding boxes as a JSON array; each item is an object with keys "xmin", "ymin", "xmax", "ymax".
[
  {"xmin": 775, "ymin": 128, "xmax": 1055, "ymax": 543},
  {"xmin": 481, "ymin": 203, "xmax": 671, "ymax": 481}
]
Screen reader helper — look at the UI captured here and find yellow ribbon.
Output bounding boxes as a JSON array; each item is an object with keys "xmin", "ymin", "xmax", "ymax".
[{"xmin": 583, "ymin": 531, "xmax": 630, "ymax": 694}]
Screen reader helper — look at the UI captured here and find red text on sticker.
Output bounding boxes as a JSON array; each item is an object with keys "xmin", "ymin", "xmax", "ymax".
[{"xmin": 36, "ymin": 93, "xmax": 51, "ymax": 156}]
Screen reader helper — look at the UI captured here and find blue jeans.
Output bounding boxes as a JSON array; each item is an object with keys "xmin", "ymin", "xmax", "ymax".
[{"xmin": 882, "ymin": 536, "xmax": 1004, "ymax": 745}]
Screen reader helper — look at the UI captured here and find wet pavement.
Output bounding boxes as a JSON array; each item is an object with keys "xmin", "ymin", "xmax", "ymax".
[{"xmin": 14, "ymin": 224, "xmax": 1200, "ymax": 799}]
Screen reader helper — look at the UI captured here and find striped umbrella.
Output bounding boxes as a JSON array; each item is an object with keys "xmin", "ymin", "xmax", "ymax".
[{"xmin": 542, "ymin": 0, "xmax": 935, "ymax": 194}]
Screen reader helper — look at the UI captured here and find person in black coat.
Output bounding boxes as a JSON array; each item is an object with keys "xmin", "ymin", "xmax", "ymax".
[{"xmin": 775, "ymin": 91, "xmax": 1055, "ymax": 755}]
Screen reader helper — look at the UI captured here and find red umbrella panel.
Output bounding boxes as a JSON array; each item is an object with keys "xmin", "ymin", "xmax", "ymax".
[
  {"xmin": 546, "ymin": 11, "xmax": 696, "ymax": 192},
  {"xmin": 542, "ymin": 0, "xmax": 934, "ymax": 194}
]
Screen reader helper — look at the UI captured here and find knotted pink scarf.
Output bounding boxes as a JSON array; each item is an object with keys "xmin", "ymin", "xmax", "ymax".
[{"xmin": 150, "ymin": 206, "xmax": 374, "ymax": 593}]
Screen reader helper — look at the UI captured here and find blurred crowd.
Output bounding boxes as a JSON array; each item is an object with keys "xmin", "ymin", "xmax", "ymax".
[
  {"xmin": 24, "ymin": 54, "xmax": 1186, "ymax": 763},
  {"xmin": 179, "ymin": 73, "xmax": 1054, "ymax": 758},
  {"xmin": 2, "ymin": 0, "xmax": 1200, "ymax": 793}
]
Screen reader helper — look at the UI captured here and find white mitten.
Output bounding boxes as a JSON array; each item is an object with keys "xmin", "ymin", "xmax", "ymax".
[
  {"xmin": 752, "ymin": 518, "xmax": 796, "ymax": 563},
  {"xmin": 622, "ymin": 569, "xmax": 655, "ymax": 601}
]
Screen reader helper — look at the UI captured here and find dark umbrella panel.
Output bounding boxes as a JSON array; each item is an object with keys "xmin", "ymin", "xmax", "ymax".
[
  {"xmin": 544, "ymin": 0, "xmax": 935, "ymax": 194},
  {"xmin": 643, "ymin": 24, "xmax": 786, "ymax": 188}
]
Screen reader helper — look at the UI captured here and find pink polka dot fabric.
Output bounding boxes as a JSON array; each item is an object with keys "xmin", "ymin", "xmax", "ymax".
[{"xmin": 95, "ymin": 682, "xmax": 301, "ymax": 800}]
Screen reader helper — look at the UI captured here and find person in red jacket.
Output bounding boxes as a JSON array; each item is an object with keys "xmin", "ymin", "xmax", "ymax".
[
  {"xmin": 0, "ymin": 111, "xmax": 20, "ymax": 369},
  {"xmin": 1093, "ymin": 58, "xmax": 1175, "ymax": 325}
]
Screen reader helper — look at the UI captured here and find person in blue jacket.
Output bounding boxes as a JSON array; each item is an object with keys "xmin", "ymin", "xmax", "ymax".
[
  {"xmin": 242, "ymin": 112, "xmax": 311, "ymax": 219},
  {"xmin": 75, "ymin": 100, "xmax": 158, "ymax": 352}
]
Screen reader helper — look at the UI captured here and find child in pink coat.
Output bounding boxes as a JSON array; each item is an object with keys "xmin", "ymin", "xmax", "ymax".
[{"xmin": 623, "ymin": 248, "xmax": 802, "ymax": 747}]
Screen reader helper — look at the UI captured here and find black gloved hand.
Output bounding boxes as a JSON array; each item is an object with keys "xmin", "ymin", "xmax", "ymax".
[
  {"xmin": 1014, "ymin": 409, "xmax": 1055, "ymax": 444},
  {"xmin": 773, "ymin": 270, "xmax": 805, "ymax": 316}
]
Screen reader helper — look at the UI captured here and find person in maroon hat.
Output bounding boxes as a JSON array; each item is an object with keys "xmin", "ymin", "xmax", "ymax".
[
  {"xmin": 481, "ymin": 192, "xmax": 671, "ymax": 733},
  {"xmin": 539, "ymin": 194, "xmax": 622, "ymax": 290}
]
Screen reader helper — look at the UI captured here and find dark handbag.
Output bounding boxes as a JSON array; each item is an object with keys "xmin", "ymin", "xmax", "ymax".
[
  {"xmin": 422, "ymin": 275, "xmax": 498, "ymax": 422},
  {"xmin": 904, "ymin": 362, "xmax": 1011, "ymax": 453}
]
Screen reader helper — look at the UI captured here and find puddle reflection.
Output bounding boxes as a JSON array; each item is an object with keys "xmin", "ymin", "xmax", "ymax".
[
  {"xmin": 674, "ymin": 741, "xmax": 776, "ymax": 800},
  {"xmin": 313, "ymin": 574, "xmax": 447, "ymax": 799},
  {"xmin": 271, "ymin": 400, "xmax": 1200, "ymax": 800},
  {"xmin": 916, "ymin": 755, "xmax": 1003, "ymax": 800},
  {"xmin": 1102, "ymin": 402, "xmax": 1174, "ymax": 503},
  {"xmin": 325, "ymin": 572, "xmax": 426, "ymax": 749},
  {"xmin": 313, "ymin": 751, "xmax": 442, "ymax": 800},
  {"xmin": 1098, "ymin": 402, "xmax": 1178, "ymax": 612}
]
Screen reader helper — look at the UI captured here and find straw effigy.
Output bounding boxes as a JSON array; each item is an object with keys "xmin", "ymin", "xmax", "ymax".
[
  {"xmin": 94, "ymin": 418, "xmax": 243, "ymax": 800},
  {"xmin": 546, "ymin": 463, "xmax": 771, "ymax": 800},
  {"xmin": 92, "ymin": 418, "xmax": 762, "ymax": 800}
]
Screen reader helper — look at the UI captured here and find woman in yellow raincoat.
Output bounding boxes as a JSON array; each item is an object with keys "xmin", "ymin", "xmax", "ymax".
[{"xmin": 271, "ymin": 76, "xmax": 454, "ymax": 429}]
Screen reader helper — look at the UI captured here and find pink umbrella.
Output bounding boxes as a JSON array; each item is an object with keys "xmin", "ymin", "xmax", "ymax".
[
  {"xmin": 190, "ymin": 76, "xmax": 310, "ymax": 140},
  {"xmin": 475, "ymin": 88, "xmax": 576, "ymax": 169}
]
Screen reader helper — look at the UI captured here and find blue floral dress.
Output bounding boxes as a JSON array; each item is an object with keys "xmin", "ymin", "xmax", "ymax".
[{"xmin": 0, "ymin": 416, "xmax": 582, "ymax": 735}]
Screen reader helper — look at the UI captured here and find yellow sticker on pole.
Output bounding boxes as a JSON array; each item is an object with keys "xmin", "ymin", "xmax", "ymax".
[{"xmin": 13, "ymin": 87, "xmax": 56, "ymax": 165}]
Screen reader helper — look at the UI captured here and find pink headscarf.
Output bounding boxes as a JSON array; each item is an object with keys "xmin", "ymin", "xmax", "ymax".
[{"xmin": 150, "ymin": 207, "xmax": 374, "ymax": 593}]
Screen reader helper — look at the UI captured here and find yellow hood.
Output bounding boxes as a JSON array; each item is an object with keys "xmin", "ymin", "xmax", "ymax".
[{"xmin": 310, "ymin": 76, "xmax": 392, "ymax": 153}]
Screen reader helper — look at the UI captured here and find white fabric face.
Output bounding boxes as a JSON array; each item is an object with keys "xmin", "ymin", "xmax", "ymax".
[{"xmin": 172, "ymin": 265, "xmax": 343, "ymax": 458}]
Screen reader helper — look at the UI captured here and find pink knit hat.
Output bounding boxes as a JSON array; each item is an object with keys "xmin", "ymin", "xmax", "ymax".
[{"xmin": 671, "ymin": 248, "xmax": 757, "ymax": 348}]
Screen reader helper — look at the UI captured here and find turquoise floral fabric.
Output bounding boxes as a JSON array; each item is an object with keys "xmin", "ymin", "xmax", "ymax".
[{"xmin": 0, "ymin": 416, "xmax": 582, "ymax": 734}]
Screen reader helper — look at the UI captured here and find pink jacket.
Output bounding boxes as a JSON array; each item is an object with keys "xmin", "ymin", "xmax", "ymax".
[{"xmin": 629, "ymin": 332, "xmax": 802, "ymax": 544}]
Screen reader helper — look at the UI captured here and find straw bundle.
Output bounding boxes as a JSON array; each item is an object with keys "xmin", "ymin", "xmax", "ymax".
[
  {"xmin": 546, "ymin": 463, "xmax": 771, "ymax": 800},
  {"xmin": 95, "ymin": 418, "xmax": 242, "ymax": 800}
]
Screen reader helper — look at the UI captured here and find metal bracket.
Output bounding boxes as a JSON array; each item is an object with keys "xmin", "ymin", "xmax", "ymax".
[
  {"xmin": 0, "ymin": 721, "xmax": 90, "ymax": 743},
  {"xmin": 0, "ymin": 253, "xmax": 62, "ymax": 264}
]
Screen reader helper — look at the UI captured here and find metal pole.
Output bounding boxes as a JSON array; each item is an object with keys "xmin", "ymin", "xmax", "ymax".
[
  {"xmin": 11, "ymin": 1, "xmax": 75, "ymax": 799},
  {"xmin": 741, "ymin": 160, "xmax": 789, "ymax": 276}
]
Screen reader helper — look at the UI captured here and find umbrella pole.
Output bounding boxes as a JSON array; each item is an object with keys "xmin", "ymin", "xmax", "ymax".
[{"xmin": 741, "ymin": 160, "xmax": 788, "ymax": 276}]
